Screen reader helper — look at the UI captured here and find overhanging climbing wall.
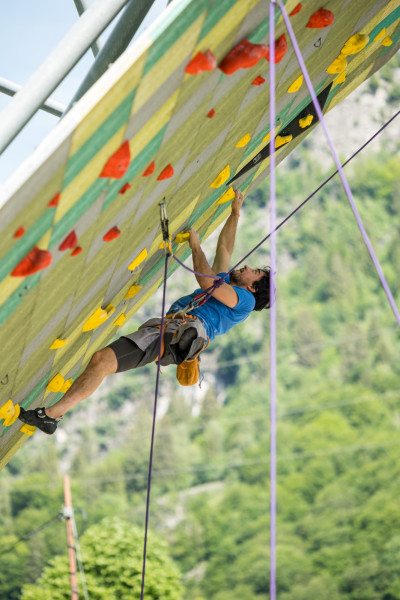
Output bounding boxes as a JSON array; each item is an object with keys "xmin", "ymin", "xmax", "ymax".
[{"xmin": 0, "ymin": 0, "xmax": 399, "ymax": 467}]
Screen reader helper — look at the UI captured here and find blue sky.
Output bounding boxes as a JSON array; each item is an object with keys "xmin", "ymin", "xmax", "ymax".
[{"xmin": 0, "ymin": 0, "xmax": 168, "ymax": 184}]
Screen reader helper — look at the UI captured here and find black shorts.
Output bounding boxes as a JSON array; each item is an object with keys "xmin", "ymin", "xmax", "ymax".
[{"xmin": 107, "ymin": 326, "xmax": 199, "ymax": 373}]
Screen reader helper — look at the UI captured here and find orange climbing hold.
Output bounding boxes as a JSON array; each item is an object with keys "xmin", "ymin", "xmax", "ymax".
[
  {"xmin": 142, "ymin": 161, "xmax": 155, "ymax": 177},
  {"xmin": 103, "ymin": 226, "xmax": 121, "ymax": 242},
  {"xmin": 11, "ymin": 246, "xmax": 52, "ymax": 277},
  {"xmin": 219, "ymin": 39, "xmax": 268, "ymax": 74},
  {"xmin": 290, "ymin": 3, "xmax": 302, "ymax": 16},
  {"xmin": 185, "ymin": 50, "xmax": 217, "ymax": 74},
  {"xmin": 71, "ymin": 246, "xmax": 82, "ymax": 257},
  {"xmin": 207, "ymin": 108, "xmax": 216, "ymax": 118},
  {"xmin": 100, "ymin": 140, "xmax": 131, "ymax": 179},
  {"xmin": 306, "ymin": 8, "xmax": 334, "ymax": 28},
  {"xmin": 13, "ymin": 226, "xmax": 25, "ymax": 239},
  {"xmin": 119, "ymin": 183, "xmax": 131, "ymax": 194},
  {"xmin": 266, "ymin": 34, "xmax": 288, "ymax": 64},
  {"xmin": 252, "ymin": 75, "xmax": 265, "ymax": 85},
  {"xmin": 48, "ymin": 192, "xmax": 60, "ymax": 207},
  {"xmin": 59, "ymin": 230, "xmax": 78, "ymax": 251},
  {"xmin": 157, "ymin": 164, "xmax": 174, "ymax": 181}
]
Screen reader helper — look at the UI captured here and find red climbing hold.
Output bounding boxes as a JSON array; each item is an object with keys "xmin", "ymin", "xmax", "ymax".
[
  {"xmin": 103, "ymin": 226, "xmax": 121, "ymax": 242},
  {"xmin": 71, "ymin": 246, "xmax": 82, "ymax": 257},
  {"xmin": 219, "ymin": 39, "xmax": 268, "ymax": 75},
  {"xmin": 13, "ymin": 226, "xmax": 25, "ymax": 239},
  {"xmin": 48, "ymin": 192, "xmax": 60, "ymax": 207},
  {"xmin": 142, "ymin": 161, "xmax": 155, "ymax": 177},
  {"xmin": 252, "ymin": 75, "xmax": 266, "ymax": 85},
  {"xmin": 100, "ymin": 140, "xmax": 131, "ymax": 179},
  {"xmin": 157, "ymin": 164, "xmax": 174, "ymax": 181},
  {"xmin": 207, "ymin": 108, "xmax": 216, "ymax": 118},
  {"xmin": 119, "ymin": 183, "xmax": 131, "ymax": 194},
  {"xmin": 290, "ymin": 3, "xmax": 302, "ymax": 16},
  {"xmin": 266, "ymin": 34, "xmax": 288, "ymax": 64},
  {"xmin": 11, "ymin": 246, "xmax": 52, "ymax": 277},
  {"xmin": 306, "ymin": 8, "xmax": 334, "ymax": 28},
  {"xmin": 185, "ymin": 50, "xmax": 217, "ymax": 74},
  {"xmin": 59, "ymin": 230, "xmax": 78, "ymax": 251}
]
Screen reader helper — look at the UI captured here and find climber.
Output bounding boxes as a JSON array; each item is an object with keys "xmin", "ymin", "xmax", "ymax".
[{"xmin": 19, "ymin": 190, "xmax": 271, "ymax": 434}]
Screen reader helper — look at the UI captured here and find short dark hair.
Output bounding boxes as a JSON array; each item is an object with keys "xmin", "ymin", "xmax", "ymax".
[{"xmin": 252, "ymin": 267, "xmax": 271, "ymax": 311}]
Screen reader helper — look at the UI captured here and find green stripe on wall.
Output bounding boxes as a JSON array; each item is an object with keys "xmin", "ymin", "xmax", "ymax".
[
  {"xmin": 50, "ymin": 180, "xmax": 110, "ymax": 249},
  {"xmin": 144, "ymin": 0, "xmax": 210, "ymax": 76},
  {"xmin": 0, "ymin": 273, "xmax": 41, "ymax": 328},
  {"xmin": 368, "ymin": 6, "xmax": 400, "ymax": 46},
  {"xmin": 199, "ymin": 0, "xmax": 237, "ymax": 41},
  {"xmin": 63, "ymin": 90, "xmax": 136, "ymax": 189}
]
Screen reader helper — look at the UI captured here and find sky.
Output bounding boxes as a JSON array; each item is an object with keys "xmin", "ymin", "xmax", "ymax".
[{"xmin": 0, "ymin": 0, "xmax": 168, "ymax": 185}]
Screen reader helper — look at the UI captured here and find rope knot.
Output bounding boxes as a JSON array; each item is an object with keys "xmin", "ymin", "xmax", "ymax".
[{"xmin": 213, "ymin": 277, "xmax": 225, "ymax": 289}]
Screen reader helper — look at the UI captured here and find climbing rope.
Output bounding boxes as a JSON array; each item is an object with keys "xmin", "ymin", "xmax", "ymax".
[
  {"xmin": 268, "ymin": 4, "xmax": 277, "ymax": 599},
  {"xmin": 140, "ymin": 203, "xmax": 171, "ymax": 600}
]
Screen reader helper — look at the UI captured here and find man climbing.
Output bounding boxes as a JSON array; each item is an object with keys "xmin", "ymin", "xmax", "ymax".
[{"xmin": 19, "ymin": 190, "xmax": 270, "ymax": 434}]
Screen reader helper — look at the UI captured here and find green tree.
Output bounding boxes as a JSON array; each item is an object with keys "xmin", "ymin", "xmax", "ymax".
[{"xmin": 21, "ymin": 517, "xmax": 183, "ymax": 600}]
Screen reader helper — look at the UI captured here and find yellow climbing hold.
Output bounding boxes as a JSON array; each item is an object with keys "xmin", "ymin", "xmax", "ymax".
[
  {"xmin": 128, "ymin": 248, "xmax": 147, "ymax": 271},
  {"xmin": 217, "ymin": 187, "xmax": 236, "ymax": 205},
  {"xmin": 341, "ymin": 33, "xmax": 369, "ymax": 55},
  {"xmin": 83, "ymin": 307, "xmax": 107, "ymax": 331},
  {"xmin": 263, "ymin": 131, "xmax": 271, "ymax": 142},
  {"xmin": 82, "ymin": 304, "xmax": 114, "ymax": 331},
  {"xmin": 61, "ymin": 379, "xmax": 73, "ymax": 393},
  {"xmin": 114, "ymin": 314, "xmax": 127, "ymax": 327},
  {"xmin": 210, "ymin": 165, "xmax": 230, "ymax": 188},
  {"xmin": 382, "ymin": 36, "xmax": 393, "ymax": 47},
  {"xmin": 0, "ymin": 399, "xmax": 21, "ymax": 426},
  {"xmin": 124, "ymin": 285, "xmax": 142, "ymax": 299},
  {"xmin": 20, "ymin": 424, "xmax": 36, "ymax": 436},
  {"xmin": 299, "ymin": 114, "xmax": 314, "ymax": 128},
  {"xmin": 275, "ymin": 134, "xmax": 292, "ymax": 148},
  {"xmin": 374, "ymin": 28, "xmax": 386, "ymax": 41},
  {"xmin": 287, "ymin": 74, "xmax": 303, "ymax": 93},
  {"xmin": 334, "ymin": 71, "xmax": 346, "ymax": 85},
  {"xmin": 46, "ymin": 373, "xmax": 65, "ymax": 392},
  {"xmin": 326, "ymin": 54, "xmax": 347, "ymax": 74},
  {"xmin": 235, "ymin": 133, "xmax": 251, "ymax": 148},
  {"xmin": 174, "ymin": 232, "xmax": 190, "ymax": 243},
  {"xmin": 49, "ymin": 338, "xmax": 68, "ymax": 350}
]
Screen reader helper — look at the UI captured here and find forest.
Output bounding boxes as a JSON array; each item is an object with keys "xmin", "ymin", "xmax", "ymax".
[{"xmin": 0, "ymin": 55, "xmax": 399, "ymax": 600}]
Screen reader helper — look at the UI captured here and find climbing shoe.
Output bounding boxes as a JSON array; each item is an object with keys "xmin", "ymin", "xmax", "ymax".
[{"xmin": 18, "ymin": 407, "xmax": 62, "ymax": 435}]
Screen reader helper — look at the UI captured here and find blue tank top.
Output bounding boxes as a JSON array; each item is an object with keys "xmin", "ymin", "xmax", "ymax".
[{"xmin": 167, "ymin": 273, "xmax": 255, "ymax": 341}]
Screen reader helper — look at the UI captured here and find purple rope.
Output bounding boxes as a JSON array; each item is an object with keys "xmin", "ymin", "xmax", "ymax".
[
  {"xmin": 278, "ymin": 1, "xmax": 400, "ymax": 327},
  {"xmin": 269, "ymin": 4, "xmax": 277, "ymax": 599},
  {"xmin": 140, "ymin": 252, "xmax": 170, "ymax": 600}
]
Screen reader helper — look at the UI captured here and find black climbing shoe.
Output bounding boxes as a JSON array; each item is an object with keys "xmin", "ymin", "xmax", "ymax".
[{"xmin": 18, "ymin": 407, "xmax": 62, "ymax": 435}]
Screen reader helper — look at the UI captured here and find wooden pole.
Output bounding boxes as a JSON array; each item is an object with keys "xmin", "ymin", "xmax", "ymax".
[{"xmin": 63, "ymin": 475, "xmax": 79, "ymax": 600}]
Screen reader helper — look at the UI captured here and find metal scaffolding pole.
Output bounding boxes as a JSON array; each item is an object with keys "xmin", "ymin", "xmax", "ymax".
[
  {"xmin": 0, "ymin": 76, "xmax": 66, "ymax": 118},
  {"xmin": 64, "ymin": 0, "xmax": 156, "ymax": 113},
  {"xmin": 0, "ymin": 0, "xmax": 131, "ymax": 155},
  {"xmin": 72, "ymin": 0, "xmax": 104, "ymax": 57}
]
